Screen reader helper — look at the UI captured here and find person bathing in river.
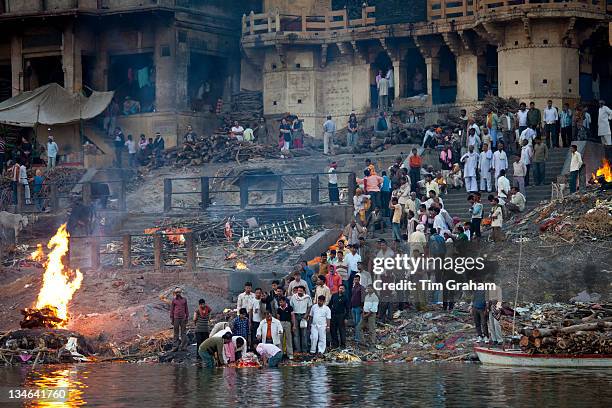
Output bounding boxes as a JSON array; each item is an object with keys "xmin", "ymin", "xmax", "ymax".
[{"xmin": 198, "ymin": 332, "xmax": 233, "ymax": 368}]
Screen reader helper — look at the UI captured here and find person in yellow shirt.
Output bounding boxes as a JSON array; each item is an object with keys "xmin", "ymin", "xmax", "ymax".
[{"xmin": 389, "ymin": 196, "xmax": 403, "ymax": 243}]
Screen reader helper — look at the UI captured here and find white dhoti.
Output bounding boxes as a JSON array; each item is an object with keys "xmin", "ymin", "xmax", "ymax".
[
  {"xmin": 310, "ymin": 324, "xmax": 327, "ymax": 354},
  {"xmin": 324, "ymin": 132, "xmax": 334, "ymax": 154},
  {"xmin": 465, "ymin": 176, "xmax": 477, "ymax": 192},
  {"xmin": 480, "ymin": 172, "xmax": 492, "ymax": 192}
]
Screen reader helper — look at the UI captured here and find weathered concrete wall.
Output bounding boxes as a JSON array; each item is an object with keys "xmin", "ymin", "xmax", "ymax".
[
  {"xmin": 262, "ymin": 46, "xmax": 370, "ymax": 137},
  {"xmin": 498, "ymin": 19, "xmax": 579, "ymax": 107}
]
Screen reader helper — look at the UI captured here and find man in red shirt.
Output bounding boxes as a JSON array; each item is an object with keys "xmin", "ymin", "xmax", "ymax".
[
  {"xmin": 170, "ymin": 287, "xmax": 189, "ymax": 351},
  {"xmin": 408, "ymin": 148, "xmax": 422, "ymax": 192},
  {"xmin": 326, "ymin": 264, "xmax": 343, "ymax": 294}
]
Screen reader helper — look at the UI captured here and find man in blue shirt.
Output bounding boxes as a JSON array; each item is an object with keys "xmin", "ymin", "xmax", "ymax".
[
  {"xmin": 380, "ymin": 170, "xmax": 392, "ymax": 217},
  {"xmin": 322, "ymin": 115, "xmax": 336, "ymax": 155},
  {"xmin": 300, "ymin": 260, "xmax": 315, "ymax": 294},
  {"xmin": 471, "ymin": 290, "xmax": 488, "ymax": 343},
  {"xmin": 468, "ymin": 193, "xmax": 483, "ymax": 240}
]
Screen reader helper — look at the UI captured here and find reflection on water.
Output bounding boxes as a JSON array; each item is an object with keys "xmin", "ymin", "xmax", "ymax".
[
  {"xmin": 2, "ymin": 363, "xmax": 611, "ymax": 407},
  {"xmin": 24, "ymin": 368, "xmax": 86, "ymax": 407}
]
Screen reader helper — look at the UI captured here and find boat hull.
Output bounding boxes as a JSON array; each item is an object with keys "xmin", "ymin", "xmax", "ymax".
[{"xmin": 474, "ymin": 346, "xmax": 612, "ymax": 368}]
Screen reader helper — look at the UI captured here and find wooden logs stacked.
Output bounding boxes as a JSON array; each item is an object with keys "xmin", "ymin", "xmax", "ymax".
[{"xmin": 519, "ymin": 318, "xmax": 612, "ymax": 355}]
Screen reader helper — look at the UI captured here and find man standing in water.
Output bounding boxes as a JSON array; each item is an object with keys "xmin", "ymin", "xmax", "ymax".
[{"xmin": 199, "ymin": 332, "xmax": 233, "ymax": 367}]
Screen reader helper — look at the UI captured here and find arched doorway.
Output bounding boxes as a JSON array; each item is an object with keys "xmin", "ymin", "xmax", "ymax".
[
  {"xmin": 438, "ymin": 46, "xmax": 457, "ymax": 104},
  {"xmin": 370, "ymin": 51, "xmax": 392, "ymax": 109},
  {"xmin": 404, "ymin": 48, "xmax": 427, "ymax": 97}
]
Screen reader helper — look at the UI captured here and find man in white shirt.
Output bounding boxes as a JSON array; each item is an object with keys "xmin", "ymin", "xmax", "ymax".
[
  {"xmin": 359, "ymin": 285, "xmax": 379, "ymax": 346},
  {"xmin": 290, "ymin": 286, "xmax": 312, "ymax": 352},
  {"xmin": 520, "ymin": 139, "xmax": 533, "ymax": 186},
  {"xmin": 512, "ymin": 155, "xmax": 527, "ymax": 196},
  {"xmin": 461, "ymin": 145, "xmax": 480, "ymax": 193},
  {"xmin": 516, "ymin": 102, "xmax": 529, "ymax": 134},
  {"xmin": 467, "ymin": 127, "xmax": 481, "ymax": 152},
  {"xmin": 422, "ymin": 126, "xmax": 436, "ymax": 149},
  {"xmin": 492, "ymin": 144, "xmax": 508, "ymax": 181},
  {"xmin": 309, "ymin": 295, "xmax": 331, "ymax": 354},
  {"xmin": 386, "ymin": 68, "xmax": 395, "ymax": 107},
  {"xmin": 479, "ymin": 143, "xmax": 493, "ymax": 192},
  {"xmin": 378, "ymin": 76, "xmax": 389, "ymax": 111},
  {"xmin": 497, "ymin": 169, "xmax": 511, "ymax": 205},
  {"xmin": 344, "ymin": 245, "xmax": 361, "ymax": 281},
  {"xmin": 256, "ymin": 343, "xmax": 283, "ymax": 367},
  {"xmin": 569, "ymin": 144, "xmax": 583, "ymax": 193},
  {"xmin": 519, "ymin": 125, "xmax": 536, "ymax": 146},
  {"xmin": 507, "ymin": 186, "xmax": 526, "ymax": 215},
  {"xmin": 230, "ymin": 121, "xmax": 244, "ymax": 141},
  {"xmin": 543, "ymin": 100, "xmax": 559, "ymax": 148},
  {"xmin": 432, "ymin": 207, "xmax": 449, "ymax": 234},
  {"xmin": 598, "ymin": 100, "xmax": 612, "ymax": 147}
]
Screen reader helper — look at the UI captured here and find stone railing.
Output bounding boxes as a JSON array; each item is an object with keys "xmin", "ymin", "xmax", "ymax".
[
  {"xmin": 241, "ymin": 5, "xmax": 375, "ymax": 35},
  {"xmin": 428, "ymin": 0, "xmax": 609, "ymax": 21}
]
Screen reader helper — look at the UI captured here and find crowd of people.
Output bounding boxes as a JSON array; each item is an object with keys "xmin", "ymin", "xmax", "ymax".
[{"xmin": 1, "ymin": 132, "xmax": 59, "ymax": 211}]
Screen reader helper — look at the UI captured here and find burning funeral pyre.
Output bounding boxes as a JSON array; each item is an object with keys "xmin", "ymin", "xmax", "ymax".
[
  {"xmin": 20, "ymin": 224, "xmax": 83, "ymax": 329},
  {"xmin": 590, "ymin": 159, "xmax": 612, "ymax": 188}
]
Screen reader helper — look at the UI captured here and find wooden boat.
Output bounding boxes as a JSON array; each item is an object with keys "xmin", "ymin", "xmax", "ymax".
[{"xmin": 474, "ymin": 346, "xmax": 612, "ymax": 368}]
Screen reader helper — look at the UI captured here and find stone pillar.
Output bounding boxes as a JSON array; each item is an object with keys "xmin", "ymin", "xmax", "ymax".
[
  {"xmin": 456, "ymin": 54, "xmax": 484, "ymax": 103},
  {"xmin": 10, "ymin": 35, "xmax": 22, "ymax": 96},
  {"xmin": 164, "ymin": 179, "xmax": 172, "ymax": 212},
  {"xmin": 154, "ymin": 23, "xmax": 177, "ymax": 112},
  {"xmin": 393, "ymin": 59, "xmax": 407, "ymax": 99},
  {"xmin": 62, "ymin": 21, "xmax": 82, "ymax": 93},
  {"xmin": 425, "ymin": 57, "xmax": 440, "ymax": 105},
  {"xmin": 175, "ymin": 41, "xmax": 189, "ymax": 112}
]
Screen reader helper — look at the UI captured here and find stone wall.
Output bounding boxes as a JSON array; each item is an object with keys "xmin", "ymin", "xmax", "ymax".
[{"xmin": 261, "ymin": 47, "xmax": 370, "ymax": 137}]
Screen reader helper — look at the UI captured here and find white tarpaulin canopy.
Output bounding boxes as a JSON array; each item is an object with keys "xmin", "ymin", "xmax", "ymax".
[{"xmin": 0, "ymin": 83, "xmax": 114, "ymax": 127}]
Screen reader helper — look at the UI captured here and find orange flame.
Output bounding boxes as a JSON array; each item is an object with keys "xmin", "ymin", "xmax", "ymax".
[
  {"xmin": 144, "ymin": 227, "xmax": 190, "ymax": 244},
  {"xmin": 591, "ymin": 159, "xmax": 612, "ymax": 183},
  {"xmin": 30, "ymin": 244, "xmax": 44, "ymax": 262},
  {"xmin": 34, "ymin": 224, "xmax": 83, "ymax": 327},
  {"xmin": 235, "ymin": 261, "xmax": 248, "ymax": 270}
]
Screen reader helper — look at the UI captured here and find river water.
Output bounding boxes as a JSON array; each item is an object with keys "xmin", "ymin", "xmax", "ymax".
[{"xmin": 1, "ymin": 363, "xmax": 611, "ymax": 407}]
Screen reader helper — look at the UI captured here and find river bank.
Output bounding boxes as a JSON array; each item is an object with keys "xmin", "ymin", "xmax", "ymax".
[{"xmin": 3, "ymin": 301, "xmax": 609, "ymax": 367}]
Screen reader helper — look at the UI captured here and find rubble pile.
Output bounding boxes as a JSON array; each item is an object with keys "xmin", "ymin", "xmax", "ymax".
[{"xmin": 516, "ymin": 303, "xmax": 612, "ymax": 355}]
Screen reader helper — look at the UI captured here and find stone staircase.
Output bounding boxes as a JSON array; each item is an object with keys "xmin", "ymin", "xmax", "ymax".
[
  {"xmin": 82, "ymin": 122, "xmax": 128, "ymax": 167},
  {"xmin": 441, "ymin": 147, "xmax": 568, "ymax": 219}
]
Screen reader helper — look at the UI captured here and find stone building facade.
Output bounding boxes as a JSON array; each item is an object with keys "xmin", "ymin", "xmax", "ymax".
[
  {"xmin": 0, "ymin": 0, "xmax": 257, "ymax": 160},
  {"xmin": 240, "ymin": 0, "xmax": 612, "ymax": 137}
]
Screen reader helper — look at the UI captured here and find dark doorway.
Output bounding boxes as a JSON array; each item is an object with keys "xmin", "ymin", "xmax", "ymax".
[
  {"xmin": 188, "ymin": 53, "xmax": 228, "ymax": 112},
  {"xmin": 404, "ymin": 48, "xmax": 426, "ymax": 97},
  {"xmin": 438, "ymin": 46, "xmax": 456, "ymax": 104},
  {"xmin": 81, "ymin": 55, "xmax": 96, "ymax": 96},
  {"xmin": 108, "ymin": 53, "xmax": 155, "ymax": 113},
  {"xmin": 483, "ymin": 45, "xmax": 498, "ymax": 99},
  {"xmin": 370, "ymin": 51, "xmax": 392, "ymax": 109},
  {"xmin": 0, "ymin": 64, "xmax": 10, "ymax": 102},
  {"xmin": 24, "ymin": 56, "xmax": 64, "ymax": 91}
]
